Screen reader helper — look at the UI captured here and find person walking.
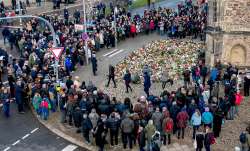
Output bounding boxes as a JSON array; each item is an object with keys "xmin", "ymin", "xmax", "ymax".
[
  {"xmin": 106, "ymin": 65, "xmax": 116, "ymax": 88},
  {"xmin": 191, "ymin": 109, "xmax": 202, "ymax": 139},
  {"xmin": 138, "ymin": 124, "xmax": 146, "ymax": 151},
  {"xmin": 91, "ymin": 53, "xmax": 98, "ymax": 76},
  {"xmin": 143, "ymin": 72, "xmax": 151, "ymax": 97},
  {"xmin": 151, "ymin": 107, "xmax": 163, "ymax": 132},
  {"xmin": 123, "ymin": 69, "xmax": 132, "ymax": 93},
  {"xmin": 239, "ymin": 126, "xmax": 250, "ymax": 151},
  {"xmin": 176, "ymin": 108, "xmax": 189, "ymax": 139},
  {"xmin": 213, "ymin": 108, "xmax": 223, "ymax": 138},
  {"xmin": 120, "ymin": 114, "xmax": 134, "ymax": 149}
]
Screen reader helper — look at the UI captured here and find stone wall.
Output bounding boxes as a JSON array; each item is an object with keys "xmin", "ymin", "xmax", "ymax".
[
  {"xmin": 221, "ymin": 0, "xmax": 250, "ymax": 32},
  {"xmin": 221, "ymin": 34, "xmax": 250, "ymax": 66}
]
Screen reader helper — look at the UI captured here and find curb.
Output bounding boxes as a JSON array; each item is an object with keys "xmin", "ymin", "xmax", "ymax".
[{"xmin": 29, "ymin": 106, "xmax": 97, "ymax": 151}]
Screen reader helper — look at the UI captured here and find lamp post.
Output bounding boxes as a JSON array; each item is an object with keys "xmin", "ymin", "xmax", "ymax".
[
  {"xmin": 82, "ymin": 0, "xmax": 89, "ymax": 65},
  {"xmin": 114, "ymin": 6, "xmax": 118, "ymax": 48}
]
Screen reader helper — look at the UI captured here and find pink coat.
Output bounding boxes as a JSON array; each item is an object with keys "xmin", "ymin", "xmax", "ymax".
[
  {"xmin": 235, "ymin": 93, "xmax": 243, "ymax": 105},
  {"xmin": 149, "ymin": 20, "xmax": 155, "ymax": 30}
]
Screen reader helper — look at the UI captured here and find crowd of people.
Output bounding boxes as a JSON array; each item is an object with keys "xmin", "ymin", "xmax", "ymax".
[{"xmin": 0, "ymin": 0, "xmax": 250, "ymax": 151}]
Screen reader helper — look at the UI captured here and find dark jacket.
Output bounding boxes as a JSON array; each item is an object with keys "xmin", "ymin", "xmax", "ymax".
[
  {"xmin": 107, "ymin": 117, "xmax": 120, "ymax": 131},
  {"xmin": 82, "ymin": 117, "xmax": 93, "ymax": 132},
  {"xmin": 123, "ymin": 72, "xmax": 131, "ymax": 84},
  {"xmin": 196, "ymin": 133, "xmax": 204, "ymax": 148},
  {"xmin": 91, "ymin": 57, "xmax": 98, "ymax": 72},
  {"xmin": 143, "ymin": 73, "xmax": 151, "ymax": 89},
  {"xmin": 15, "ymin": 85, "xmax": 24, "ymax": 104},
  {"xmin": 73, "ymin": 108, "xmax": 83, "ymax": 128},
  {"xmin": 138, "ymin": 128, "xmax": 146, "ymax": 148},
  {"xmin": 109, "ymin": 65, "xmax": 115, "ymax": 77},
  {"xmin": 121, "ymin": 117, "xmax": 134, "ymax": 133}
]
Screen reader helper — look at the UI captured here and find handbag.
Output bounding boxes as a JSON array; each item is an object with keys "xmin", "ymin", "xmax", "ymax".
[{"xmin": 193, "ymin": 137, "xmax": 197, "ymax": 149}]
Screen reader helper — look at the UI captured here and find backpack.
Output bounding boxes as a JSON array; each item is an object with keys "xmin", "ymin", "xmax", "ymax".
[
  {"xmin": 239, "ymin": 132, "xmax": 247, "ymax": 143},
  {"xmin": 165, "ymin": 120, "xmax": 173, "ymax": 132}
]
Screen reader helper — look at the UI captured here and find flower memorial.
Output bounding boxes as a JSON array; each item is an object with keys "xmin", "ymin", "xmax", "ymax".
[{"xmin": 115, "ymin": 39, "xmax": 205, "ymax": 82}]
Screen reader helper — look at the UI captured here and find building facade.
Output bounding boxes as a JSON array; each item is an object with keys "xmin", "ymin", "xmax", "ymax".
[{"xmin": 206, "ymin": 0, "xmax": 250, "ymax": 67}]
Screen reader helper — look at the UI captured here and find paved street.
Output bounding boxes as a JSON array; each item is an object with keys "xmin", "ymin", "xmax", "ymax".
[{"xmin": 0, "ymin": 103, "xmax": 83, "ymax": 151}]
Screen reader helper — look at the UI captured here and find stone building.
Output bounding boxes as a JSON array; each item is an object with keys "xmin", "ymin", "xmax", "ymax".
[{"xmin": 206, "ymin": 0, "xmax": 250, "ymax": 67}]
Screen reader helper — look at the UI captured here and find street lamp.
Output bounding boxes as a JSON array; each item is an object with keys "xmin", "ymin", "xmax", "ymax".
[
  {"xmin": 114, "ymin": 6, "xmax": 118, "ymax": 48},
  {"xmin": 82, "ymin": 0, "xmax": 89, "ymax": 65}
]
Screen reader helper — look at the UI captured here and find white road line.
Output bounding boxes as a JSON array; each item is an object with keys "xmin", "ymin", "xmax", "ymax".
[
  {"xmin": 12, "ymin": 140, "xmax": 20, "ymax": 146},
  {"xmin": 3, "ymin": 147, "xmax": 10, "ymax": 151},
  {"xmin": 61, "ymin": 144, "xmax": 78, "ymax": 151},
  {"xmin": 103, "ymin": 49, "xmax": 118, "ymax": 57},
  {"xmin": 108, "ymin": 49, "xmax": 124, "ymax": 58},
  {"xmin": 22, "ymin": 134, "xmax": 30, "ymax": 140},
  {"xmin": 30, "ymin": 128, "xmax": 39, "ymax": 133}
]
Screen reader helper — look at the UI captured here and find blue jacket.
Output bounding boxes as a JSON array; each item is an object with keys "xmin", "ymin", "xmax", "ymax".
[
  {"xmin": 191, "ymin": 112, "xmax": 202, "ymax": 126},
  {"xmin": 210, "ymin": 68, "xmax": 218, "ymax": 81},
  {"xmin": 15, "ymin": 85, "xmax": 23, "ymax": 104},
  {"xmin": 202, "ymin": 111, "xmax": 213, "ymax": 124}
]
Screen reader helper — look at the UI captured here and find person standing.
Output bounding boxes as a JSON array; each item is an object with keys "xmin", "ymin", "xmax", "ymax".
[
  {"xmin": 162, "ymin": 114, "xmax": 174, "ymax": 145},
  {"xmin": 106, "ymin": 65, "xmax": 116, "ymax": 88},
  {"xmin": 202, "ymin": 107, "xmax": 213, "ymax": 128},
  {"xmin": 123, "ymin": 69, "xmax": 132, "ymax": 93},
  {"xmin": 15, "ymin": 80, "xmax": 25, "ymax": 114},
  {"xmin": 204, "ymin": 127, "xmax": 215, "ymax": 151},
  {"xmin": 151, "ymin": 107, "xmax": 163, "ymax": 132},
  {"xmin": 82, "ymin": 113, "xmax": 93, "ymax": 143},
  {"xmin": 145, "ymin": 120, "xmax": 156, "ymax": 151},
  {"xmin": 243, "ymin": 71, "xmax": 250, "ymax": 97},
  {"xmin": 107, "ymin": 112, "xmax": 120, "ymax": 146},
  {"xmin": 191, "ymin": 109, "xmax": 202, "ymax": 139},
  {"xmin": 2, "ymin": 87, "xmax": 11, "ymax": 118},
  {"xmin": 93, "ymin": 120, "xmax": 107, "ymax": 151},
  {"xmin": 213, "ymin": 108, "xmax": 223, "ymax": 138},
  {"xmin": 120, "ymin": 114, "xmax": 134, "ymax": 149},
  {"xmin": 143, "ymin": 72, "xmax": 151, "ymax": 97},
  {"xmin": 91, "ymin": 53, "xmax": 98, "ymax": 76},
  {"xmin": 176, "ymin": 108, "xmax": 189, "ymax": 139},
  {"xmin": 195, "ymin": 130, "xmax": 205, "ymax": 151}
]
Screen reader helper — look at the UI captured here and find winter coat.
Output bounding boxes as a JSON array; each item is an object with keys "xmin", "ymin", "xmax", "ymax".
[
  {"xmin": 94, "ymin": 122, "xmax": 107, "ymax": 147},
  {"xmin": 88, "ymin": 111, "xmax": 99, "ymax": 128},
  {"xmin": 176, "ymin": 111, "xmax": 189, "ymax": 128},
  {"xmin": 151, "ymin": 111, "xmax": 163, "ymax": 131},
  {"xmin": 162, "ymin": 117, "xmax": 174, "ymax": 134},
  {"xmin": 235, "ymin": 93, "xmax": 243, "ymax": 105},
  {"xmin": 130, "ymin": 24, "xmax": 136, "ymax": 33},
  {"xmin": 120, "ymin": 117, "xmax": 134, "ymax": 133},
  {"xmin": 32, "ymin": 95, "xmax": 42, "ymax": 110},
  {"xmin": 143, "ymin": 73, "xmax": 151, "ymax": 89},
  {"xmin": 73, "ymin": 108, "xmax": 83, "ymax": 128},
  {"xmin": 123, "ymin": 72, "xmax": 132, "ymax": 84},
  {"xmin": 202, "ymin": 111, "xmax": 213, "ymax": 124},
  {"xmin": 91, "ymin": 57, "xmax": 98, "ymax": 72},
  {"xmin": 191, "ymin": 112, "xmax": 202, "ymax": 126},
  {"xmin": 82, "ymin": 117, "xmax": 93, "ymax": 132},
  {"xmin": 138, "ymin": 128, "xmax": 146, "ymax": 147},
  {"xmin": 196, "ymin": 133, "xmax": 204, "ymax": 148},
  {"xmin": 107, "ymin": 117, "xmax": 120, "ymax": 131},
  {"xmin": 170, "ymin": 105, "xmax": 180, "ymax": 120},
  {"xmin": 15, "ymin": 85, "xmax": 24, "ymax": 104},
  {"xmin": 145, "ymin": 123, "xmax": 156, "ymax": 141}
]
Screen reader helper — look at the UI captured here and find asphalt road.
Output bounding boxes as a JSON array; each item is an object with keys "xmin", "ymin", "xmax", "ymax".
[{"xmin": 0, "ymin": 1, "xmax": 183, "ymax": 151}]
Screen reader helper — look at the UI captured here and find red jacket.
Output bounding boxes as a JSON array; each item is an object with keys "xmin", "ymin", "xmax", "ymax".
[
  {"xmin": 130, "ymin": 24, "xmax": 136, "ymax": 33},
  {"xmin": 235, "ymin": 93, "xmax": 243, "ymax": 105},
  {"xmin": 176, "ymin": 111, "xmax": 189, "ymax": 128}
]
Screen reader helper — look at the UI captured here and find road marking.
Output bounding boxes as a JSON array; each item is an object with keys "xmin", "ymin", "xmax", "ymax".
[
  {"xmin": 30, "ymin": 128, "xmax": 39, "ymax": 133},
  {"xmin": 12, "ymin": 140, "xmax": 20, "ymax": 146},
  {"xmin": 103, "ymin": 49, "xmax": 118, "ymax": 57},
  {"xmin": 61, "ymin": 144, "xmax": 78, "ymax": 151},
  {"xmin": 108, "ymin": 49, "xmax": 124, "ymax": 58},
  {"xmin": 22, "ymin": 134, "xmax": 30, "ymax": 140},
  {"xmin": 3, "ymin": 147, "xmax": 10, "ymax": 151}
]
